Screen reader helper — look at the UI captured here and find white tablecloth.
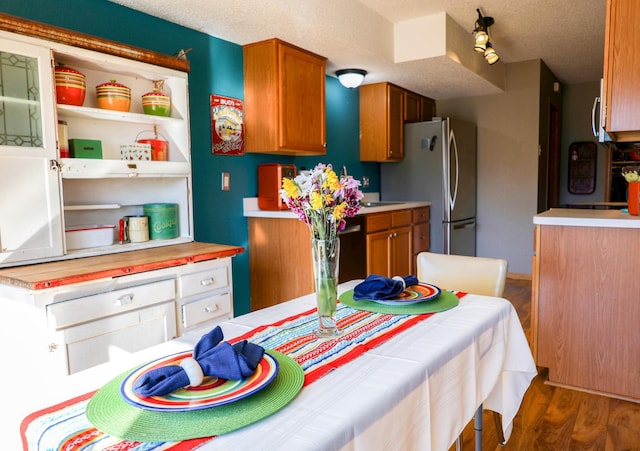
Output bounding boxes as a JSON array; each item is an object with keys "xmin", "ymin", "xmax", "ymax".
[{"xmin": 8, "ymin": 281, "xmax": 536, "ymax": 450}]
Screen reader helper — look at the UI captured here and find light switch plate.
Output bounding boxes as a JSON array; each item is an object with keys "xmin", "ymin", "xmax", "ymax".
[{"xmin": 221, "ymin": 172, "xmax": 230, "ymax": 191}]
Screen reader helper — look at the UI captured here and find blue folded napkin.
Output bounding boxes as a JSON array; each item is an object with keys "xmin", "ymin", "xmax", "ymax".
[
  {"xmin": 353, "ymin": 274, "xmax": 419, "ymax": 301},
  {"xmin": 132, "ymin": 326, "xmax": 265, "ymax": 397}
]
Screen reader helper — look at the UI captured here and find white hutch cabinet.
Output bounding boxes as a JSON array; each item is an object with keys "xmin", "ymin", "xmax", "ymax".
[
  {"xmin": 0, "ymin": 15, "xmax": 242, "ymax": 376},
  {"xmin": 0, "ymin": 28, "xmax": 192, "ymax": 267}
]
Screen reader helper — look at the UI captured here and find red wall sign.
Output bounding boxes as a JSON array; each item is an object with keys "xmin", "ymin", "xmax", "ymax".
[{"xmin": 211, "ymin": 94, "xmax": 244, "ymax": 155}]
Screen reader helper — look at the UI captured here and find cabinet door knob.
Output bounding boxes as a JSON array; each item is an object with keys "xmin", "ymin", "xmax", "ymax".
[
  {"xmin": 48, "ymin": 343, "xmax": 58, "ymax": 352},
  {"xmin": 204, "ymin": 304, "xmax": 219, "ymax": 313},
  {"xmin": 114, "ymin": 293, "xmax": 134, "ymax": 305},
  {"xmin": 200, "ymin": 277, "xmax": 215, "ymax": 286}
]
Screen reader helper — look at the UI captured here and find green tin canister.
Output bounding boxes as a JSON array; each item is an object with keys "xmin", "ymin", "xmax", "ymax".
[{"xmin": 143, "ymin": 203, "xmax": 179, "ymax": 240}]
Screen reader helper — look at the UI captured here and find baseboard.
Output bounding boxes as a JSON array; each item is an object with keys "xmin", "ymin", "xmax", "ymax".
[{"xmin": 507, "ymin": 272, "xmax": 531, "ymax": 281}]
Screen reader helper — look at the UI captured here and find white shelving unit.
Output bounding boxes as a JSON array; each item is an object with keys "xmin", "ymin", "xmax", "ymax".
[{"xmin": 0, "ymin": 29, "xmax": 193, "ymax": 266}]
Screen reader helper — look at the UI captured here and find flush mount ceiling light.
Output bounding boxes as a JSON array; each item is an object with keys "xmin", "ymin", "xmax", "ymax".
[
  {"xmin": 472, "ymin": 8, "xmax": 500, "ymax": 64},
  {"xmin": 336, "ymin": 69, "xmax": 367, "ymax": 88}
]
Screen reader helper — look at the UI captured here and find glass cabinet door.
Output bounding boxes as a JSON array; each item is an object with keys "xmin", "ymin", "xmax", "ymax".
[{"xmin": 0, "ymin": 36, "xmax": 63, "ymax": 265}]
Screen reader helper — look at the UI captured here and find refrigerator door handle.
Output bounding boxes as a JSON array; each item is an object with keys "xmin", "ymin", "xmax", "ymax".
[
  {"xmin": 449, "ymin": 129, "xmax": 459, "ymax": 211},
  {"xmin": 453, "ymin": 219, "xmax": 476, "ymax": 230}
]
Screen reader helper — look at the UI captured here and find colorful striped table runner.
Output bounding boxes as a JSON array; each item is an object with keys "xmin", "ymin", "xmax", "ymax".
[{"xmin": 21, "ymin": 296, "xmax": 463, "ymax": 450}]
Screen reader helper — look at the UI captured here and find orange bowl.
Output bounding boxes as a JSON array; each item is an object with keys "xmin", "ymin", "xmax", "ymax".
[{"xmin": 96, "ymin": 80, "xmax": 131, "ymax": 112}]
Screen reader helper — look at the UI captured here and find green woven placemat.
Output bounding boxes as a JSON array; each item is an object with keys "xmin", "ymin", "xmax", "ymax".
[
  {"xmin": 86, "ymin": 350, "xmax": 303, "ymax": 442},
  {"xmin": 339, "ymin": 288, "xmax": 459, "ymax": 314}
]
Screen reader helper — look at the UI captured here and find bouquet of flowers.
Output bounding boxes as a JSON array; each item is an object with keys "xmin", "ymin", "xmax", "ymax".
[{"xmin": 280, "ymin": 163, "xmax": 364, "ymax": 241}]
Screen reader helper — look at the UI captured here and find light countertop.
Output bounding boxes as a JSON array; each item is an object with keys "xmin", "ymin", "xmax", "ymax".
[
  {"xmin": 243, "ymin": 197, "xmax": 431, "ymax": 218},
  {"xmin": 533, "ymin": 208, "xmax": 640, "ymax": 228}
]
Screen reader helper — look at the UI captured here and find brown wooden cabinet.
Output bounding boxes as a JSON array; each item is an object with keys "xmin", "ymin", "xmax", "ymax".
[
  {"xmin": 360, "ymin": 82, "xmax": 405, "ymax": 161},
  {"xmin": 360, "ymin": 83, "xmax": 435, "ymax": 161},
  {"xmin": 365, "ymin": 209, "xmax": 412, "ymax": 277},
  {"xmin": 411, "ymin": 207, "xmax": 430, "ymax": 274},
  {"xmin": 404, "ymin": 90, "xmax": 436, "ymax": 123},
  {"xmin": 243, "ymin": 38, "xmax": 327, "ymax": 155},
  {"xmin": 420, "ymin": 96, "xmax": 436, "ymax": 122},
  {"xmin": 602, "ymin": 0, "xmax": 640, "ymax": 142},
  {"xmin": 532, "ymin": 223, "xmax": 640, "ymax": 402}
]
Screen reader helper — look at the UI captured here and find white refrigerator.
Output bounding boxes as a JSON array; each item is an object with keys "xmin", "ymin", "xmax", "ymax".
[{"xmin": 381, "ymin": 117, "xmax": 477, "ymax": 256}]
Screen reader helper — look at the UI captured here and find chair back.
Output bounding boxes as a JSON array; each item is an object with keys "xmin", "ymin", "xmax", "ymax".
[{"xmin": 416, "ymin": 252, "xmax": 508, "ymax": 297}]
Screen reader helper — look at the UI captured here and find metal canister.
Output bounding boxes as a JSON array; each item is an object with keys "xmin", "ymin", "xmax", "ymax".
[
  {"xmin": 127, "ymin": 215, "xmax": 149, "ymax": 243},
  {"xmin": 143, "ymin": 203, "xmax": 179, "ymax": 240}
]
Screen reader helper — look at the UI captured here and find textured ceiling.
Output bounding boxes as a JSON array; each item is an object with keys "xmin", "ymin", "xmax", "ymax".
[{"xmin": 109, "ymin": 0, "xmax": 606, "ymax": 99}]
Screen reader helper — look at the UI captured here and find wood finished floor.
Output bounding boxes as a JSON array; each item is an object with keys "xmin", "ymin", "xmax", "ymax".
[{"xmin": 449, "ymin": 279, "xmax": 640, "ymax": 451}]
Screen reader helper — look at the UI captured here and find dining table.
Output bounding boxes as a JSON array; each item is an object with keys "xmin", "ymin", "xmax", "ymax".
[{"xmin": 12, "ymin": 280, "xmax": 537, "ymax": 451}]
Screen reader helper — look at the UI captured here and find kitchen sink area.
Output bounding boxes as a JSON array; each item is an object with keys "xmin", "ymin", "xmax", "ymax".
[{"xmin": 359, "ymin": 201, "xmax": 404, "ymax": 207}]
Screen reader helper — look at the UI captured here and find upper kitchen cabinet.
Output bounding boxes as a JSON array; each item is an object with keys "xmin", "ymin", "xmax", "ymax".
[
  {"xmin": 602, "ymin": 0, "xmax": 640, "ymax": 142},
  {"xmin": 360, "ymin": 82, "xmax": 404, "ymax": 161},
  {"xmin": 243, "ymin": 38, "xmax": 327, "ymax": 155},
  {"xmin": 0, "ymin": 17, "xmax": 193, "ymax": 268},
  {"xmin": 404, "ymin": 89, "xmax": 436, "ymax": 123},
  {"xmin": 0, "ymin": 36, "xmax": 63, "ymax": 264}
]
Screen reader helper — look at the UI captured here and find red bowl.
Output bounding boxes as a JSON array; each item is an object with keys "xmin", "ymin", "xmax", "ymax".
[{"xmin": 55, "ymin": 66, "xmax": 86, "ymax": 106}]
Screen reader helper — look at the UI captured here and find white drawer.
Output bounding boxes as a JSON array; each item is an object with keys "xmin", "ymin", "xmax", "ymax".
[
  {"xmin": 62, "ymin": 300, "xmax": 177, "ymax": 374},
  {"xmin": 178, "ymin": 263, "xmax": 229, "ymax": 299},
  {"xmin": 182, "ymin": 292, "xmax": 231, "ymax": 329},
  {"xmin": 47, "ymin": 278, "xmax": 175, "ymax": 329}
]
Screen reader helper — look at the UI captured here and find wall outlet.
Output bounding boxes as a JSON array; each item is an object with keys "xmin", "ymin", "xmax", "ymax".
[
  {"xmin": 362, "ymin": 176, "xmax": 370, "ymax": 188},
  {"xmin": 221, "ymin": 172, "xmax": 230, "ymax": 191}
]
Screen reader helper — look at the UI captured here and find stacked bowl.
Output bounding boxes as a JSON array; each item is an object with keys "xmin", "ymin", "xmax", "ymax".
[
  {"xmin": 96, "ymin": 80, "xmax": 131, "ymax": 112},
  {"xmin": 55, "ymin": 65, "xmax": 86, "ymax": 106},
  {"xmin": 142, "ymin": 88, "xmax": 171, "ymax": 117}
]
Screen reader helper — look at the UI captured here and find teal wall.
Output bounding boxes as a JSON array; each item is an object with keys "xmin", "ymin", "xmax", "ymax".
[{"xmin": 1, "ymin": 0, "xmax": 380, "ymax": 314}]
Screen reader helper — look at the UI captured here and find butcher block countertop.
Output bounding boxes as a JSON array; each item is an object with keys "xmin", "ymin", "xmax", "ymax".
[
  {"xmin": 0, "ymin": 242, "xmax": 244, "ymax": 290},
  {"xmin": 534, "ymin": 208, "xmax": 640, "ymax": 228}
]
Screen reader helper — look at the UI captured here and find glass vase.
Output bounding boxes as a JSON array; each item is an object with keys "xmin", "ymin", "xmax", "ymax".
[{"xmin": 311, "ymin": 238, "xmax": 342, "ymax": 338}]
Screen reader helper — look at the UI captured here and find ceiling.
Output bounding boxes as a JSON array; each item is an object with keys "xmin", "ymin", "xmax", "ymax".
[{"xmin": 109, "ymin": 0, "xmax": 606, "ymax": 100}]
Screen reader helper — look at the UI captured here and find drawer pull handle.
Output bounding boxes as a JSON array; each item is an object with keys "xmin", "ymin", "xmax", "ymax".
[
  {"xmin": 114, "ymin": 294, "xmax": 134, "ymax": 306},
  {"xmin": 200, "ymin": 277, "xmax": 215, "ymax": 286},
  {"xmin": 204, "ymin": 304, "xmax": 219, "ymax": 313}
]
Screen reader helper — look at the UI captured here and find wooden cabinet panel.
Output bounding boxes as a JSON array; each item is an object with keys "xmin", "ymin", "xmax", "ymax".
[
  {"xmin": 390, "ymin": 226, "xmax": 412, "ymax": 276},
  {"xmin": 405, "ymin": 90, "xmax": 436, "ymax": 123},
  {"xmin": 412, "ymin": 222, "xmax": 430, "ymax": 255},
  {"xmin": 365, "ymin": 209, "xmax": 413, "ymax": 277},
  {"xmin": 404, "ymin": 90, "xmax": 421, "ymax": 122},
  {"xmin": 420, "ymin": 96, "xmax": 436, "ymax": 121},
  {"xmin": 249, "ymin": 217, "xmax": 314, "ymax": 311},
  {"xmin": 366, "ymin": 230, "xmax": 391, "ymax": 276},
  {"xmin": 366, "ymin": 213, "xmax": 392, "ymax": 233},
  {"xmin": 603, "ymin": 0, "xmax": 640, "ymax": 141},
  {"xmin": 244, "ymin": 38, "xmax": 327, "ymax": 154},
  {"xmin": 360, "ymin": 82, "xmax": 404, "ymax": 161},
  {"xmin": 391, "ymin": 209, "xmax": 412, "ymax": 227},
  {"xmin": 535, "ymin": 224, "xmax": 640, "ymax": 401},
  {"xmin": 361, "ymin": 82, "xmax": 435, "ymax": 161}
]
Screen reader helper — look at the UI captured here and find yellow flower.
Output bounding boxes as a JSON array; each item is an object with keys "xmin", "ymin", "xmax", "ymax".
[
  {"xmin": 333, "ymin": 202, "xmax": 346, "ymax": 221},
  {"xmin": 324, "ymin": 169, "xmax": 340, "ymax": 191},
  {"xmin": 282, "ymin": 177, "xmax": 299, "ymax": 198},
  {"xmin": 310, "ymin": 191, "xmax": 323, "ymax": 210}
]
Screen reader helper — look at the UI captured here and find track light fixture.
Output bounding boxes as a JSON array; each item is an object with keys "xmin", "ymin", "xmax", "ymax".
[
  {"xmin": 472, "ymin": 8, "xmax": 500, "ymax": 65},
  {"xmin": 336, "ymin": 69, "xmax": 367, "ymax": 88}
]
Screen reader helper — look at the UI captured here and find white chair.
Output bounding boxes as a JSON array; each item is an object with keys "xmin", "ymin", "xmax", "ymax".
[
  {"xmin": 416, "ymin": 252, "xmax": 509, "ymax": 450},
  {"xmin": 416, "ymin": 251, "xmax": 508, "ymax": 298}
]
